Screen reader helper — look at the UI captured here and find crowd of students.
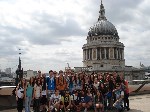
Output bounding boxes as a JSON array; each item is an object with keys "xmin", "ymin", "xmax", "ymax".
[{"xmin": 15, "ymin": 70, "xmax": 130, "ymax": 112}]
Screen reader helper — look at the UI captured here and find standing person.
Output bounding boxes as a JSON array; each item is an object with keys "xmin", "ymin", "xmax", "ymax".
[
  {"xmin": 74, "ymin": 73, "xmax": 82, "ymax": 90},
  {"xmin": 123, "ymin": 80, "xmax": 130, "ymax": 111},
  {"xmin": 64, "ymin": 70, "xmax": 70, "ymax": 89},
  {"xmin": 33, "ymin": 78, "xmax": 42, "ymax": 112},
  {"xmin": 16, "ymin": 78, "xmax": 25, "ymax": 112},
  {"xmin": 56, "ymin": 70, "xmax": 67, "ymax": 95},
  {"xmin": 99, "ymin": 82, "xmax": 108, "ymax": 111},
  {"xmin": 41, "ymin": 76, "xmax": 48, "ymax": 112},
  {"xmin": 93, "ymin": 78, "xmax": 100, "ymax": 93},
  {"xmin": 108, "ymin": 75, "xmax": 115, "ymax": 109},
  {"xmin": 47, "ymin": 70, "xmax": 55, "ymax": 109},
  {"xmin": 89, "ymin": 73, "xmax": 94, "ymax": 85},
  {"xmin": 69, "ymin": 74, "xmax": 74, "ymax": 94},
  {"xmin": 32, "ymin": 77, "xmax": 37, "ymax": 111},
  {"xmin": 37, "ymin": 70, "xmax": 42, "ymax": 79},
  {"xmin": 25, "ymin": 77, "xmax": 34, "ymax": 112},
  {"xmin": 83, "ymin": 75, "xmax": 90, "ymax": 92}
]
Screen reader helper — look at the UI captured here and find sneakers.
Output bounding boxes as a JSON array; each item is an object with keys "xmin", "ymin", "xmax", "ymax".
[
  {"xmin": 127, "ymin": 107, "xmax": 130, "ymax": 111},
  {"xmin": 84, "ymin": 108, "xmax": 87, "ymax": 112}
]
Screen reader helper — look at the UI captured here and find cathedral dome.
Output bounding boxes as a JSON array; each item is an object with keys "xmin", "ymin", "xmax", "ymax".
[
  {"xmin": 88, "ymin": 20, "xmax": 118, "ymax": 36},
  {"xmin": 88, "ymin": 1, "xmax": 118, "ymax": 37}
]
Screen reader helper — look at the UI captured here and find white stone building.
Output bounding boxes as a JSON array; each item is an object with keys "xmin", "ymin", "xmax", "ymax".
[
  {"xmin": 73, "ymin": 0, "xmax": 145, "ymax": 83},
  {"xmin": 82, "ymin": 1, "xmax": 125, "ymax": 72},
  {"xmin": 5, "ymin": 68, "xmax": 11, "ymax": 74},
  {"xmin": 23, "ymin": 70, "xmax": 37, "ymax": 79}
]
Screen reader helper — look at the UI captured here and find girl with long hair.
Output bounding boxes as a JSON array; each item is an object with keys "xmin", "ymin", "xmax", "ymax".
[
  {"xmin": 25, "ymin": 77, "xmax": 34, "ymax": 112},
  {"xmin": 33, "ymin": 78, "xmax": 42, "ymax": 112},
  {"xmin": 94, "ymin": 91, "xmax": 104, "ymax": 112}
]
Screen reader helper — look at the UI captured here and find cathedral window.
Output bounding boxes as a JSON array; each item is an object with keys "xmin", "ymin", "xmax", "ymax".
[
  {"xmin": 114, "ymin": 48, "xmax": 117, "ymax": 59},
  {"xmin": 90, "ymin": 49, "xmax": 92, "ymax": 60},
  {"xmin": 87, "ymin": 49, "xmax": 89, "ymax": 59},
  {"xmin": 106, "ymin": 48, "xmax": 109, "ymax": 59}
]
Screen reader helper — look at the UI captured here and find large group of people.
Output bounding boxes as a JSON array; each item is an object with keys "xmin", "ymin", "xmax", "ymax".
[{"xmin": 15, "ymin": 70, "xmax": 130, "ymax": 112}]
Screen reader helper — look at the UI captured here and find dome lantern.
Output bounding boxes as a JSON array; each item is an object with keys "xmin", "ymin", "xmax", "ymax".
[{"xmin": 98, "ymin": 0, "xmax": 107, "ymax": 21}]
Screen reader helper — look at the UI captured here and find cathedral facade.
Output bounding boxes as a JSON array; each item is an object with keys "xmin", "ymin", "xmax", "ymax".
[{"xmin": 82, "ymin": 1, "xmax": 125, "ymax": 71}]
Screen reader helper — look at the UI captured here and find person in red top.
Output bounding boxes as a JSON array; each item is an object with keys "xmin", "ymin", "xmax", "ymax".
[{"xmin": 123, "ymin": 80, "xmax": 130, "ymax": 111}]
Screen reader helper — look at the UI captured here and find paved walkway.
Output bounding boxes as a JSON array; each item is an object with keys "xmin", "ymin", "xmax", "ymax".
[{"xmin": 1, "ymin": 94, "xmax": 150, "ymax": 112}]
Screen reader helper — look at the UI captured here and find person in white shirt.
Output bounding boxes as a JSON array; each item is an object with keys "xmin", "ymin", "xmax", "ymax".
[
  {"xmin": 16, "ymin": 78, "xmax": 25, "ymax": 112},
  {"xmin": 33, "ymin": 78, "xmax": 42, "ymax": 112},
  {"xmin": 93, "ymin": 78, "xmax": 100, "ymax": 90},
  {"xmin": 50, "ymin": 89, "xmax": 63, "ymax": 111}
]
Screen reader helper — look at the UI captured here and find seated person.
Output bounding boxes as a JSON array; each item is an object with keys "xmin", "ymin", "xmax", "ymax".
[
  {"xmin": 80, "ymin": 89, "xmax": 93, "ymax": 112},
  {"xmin": 79, "ymin": 90, "xmax": 85, "ymax": 108},
  {"xmin": 61, "ymin": 90, "xmax": 72, "ymax": 111},
  {"xmin": 94, "ymin": 90, "xmax": 104, "ymax": 112},
  {"xmin": 50, "ymin": 89, "xmax": 63, "ymax": 111},
  {"xmin": 113, "ymin": 84, "xmax": 124, "ymax": 112},
  {"xmin": 71, "ymin": 90, "xmax": 81, "ymax": 112}
]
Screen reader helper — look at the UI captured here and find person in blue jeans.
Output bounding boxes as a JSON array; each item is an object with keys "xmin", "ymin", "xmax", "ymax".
[
  {"xmin": 113, "ymin": 84, "xmax": 124, "ymax": 112},
  {"xmin": 25, "ymin": 77, "xmax": 34, "ymax": 112},
  {"xmin": 47, "ymin": 70, "xmax": 55, "ymax": 109}
]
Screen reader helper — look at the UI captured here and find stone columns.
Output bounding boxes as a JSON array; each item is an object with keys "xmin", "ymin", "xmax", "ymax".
[
  {"xmin": 120, "ymin": 49, "xmax": 122, "ymax": 60},
  {"xmin": 120, "ymin": 49, "xmax": 122, "ymax": 59},
  {"xmin": 100, "ymin": 48, "xmax": 102, "ymax": 59},
  {"xmin": 88, "ymin": 49, "xmax": 90, "ymax": 60},
  {"xmin": 109, "ymin": 47, "xmax": 115, "ymax": 59},
  {"xmin": 89, "ymin": 48, "xmax": 92, "ymax": 60},
  {"xmin": 83, "ymin": 49, "xmax": 86, "ymax": 60},
  {"xmin": 122, "ymin": 49, "xmax": 124, "ymax": 60},
  {"xmin": 116, "ymin": 48, "xmax": 118, "ymax": 59},
  {"xmin": 112, "ymin": 47, "xmax": 114, "ymax": 59},
  {"xmin": 104, "ymin": 47, "xmax": 106, "ymax": 59},
  {"xmin": 89, "ymin": 49, "xmax": 91, "ymax": 60},
  {"xmin": 86, "ymin": 49, "xmax": 88, "ymax": 60},
  {"xmin": 108, "ymin": 47, "xmax": 111, "ymax": 59},
  {"xmin": 118, "ymin": 48, "xmax": 120, "ymax": 59}
]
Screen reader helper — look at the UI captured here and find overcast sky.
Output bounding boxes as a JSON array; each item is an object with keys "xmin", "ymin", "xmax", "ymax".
[{"xmin": 0, "ymin": 0, "xmax": 150, "ymax": 73}]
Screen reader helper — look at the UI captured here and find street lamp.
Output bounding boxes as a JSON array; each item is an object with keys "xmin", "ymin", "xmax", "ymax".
[
  {"xmin": 67, "ymin": 63, "xmax": 70, "ymax": 68},
  {"xmin": 15, "ymin": 49, "xmax": 23, "ymax": 85}
]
